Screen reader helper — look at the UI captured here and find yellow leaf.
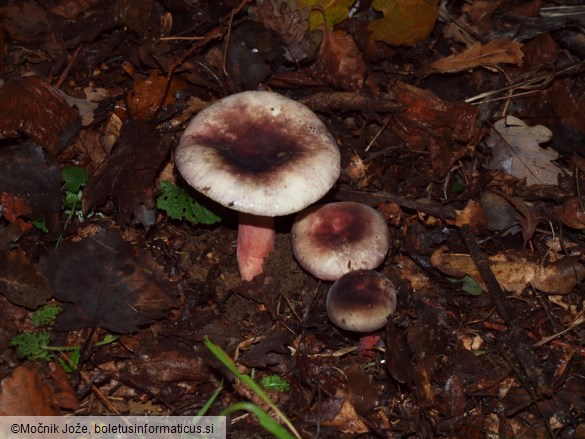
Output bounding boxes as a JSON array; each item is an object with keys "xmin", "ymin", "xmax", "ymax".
[
  {"xmin": 368, "ymin": 0, "xmax": 439, "ymax": 46},
  {"xmin": 300, "ymin": 0, "xmax": 355, "ymax": 30}
]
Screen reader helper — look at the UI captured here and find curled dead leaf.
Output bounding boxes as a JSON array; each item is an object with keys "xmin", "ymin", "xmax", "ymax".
[
  {"xmin": 555, "ymin": 197, "xmax": 585, "ymax": 229},
  {"xmin": 427, "ymin": 38, "xmax": 524, "ymax": 73},
  {"xmin": 431, "ymin": 247, "xmax": 585, "ymax": 295},
  {"xmin": 320, "ymin": 398, "xmax": 369, "ymax": 434}
]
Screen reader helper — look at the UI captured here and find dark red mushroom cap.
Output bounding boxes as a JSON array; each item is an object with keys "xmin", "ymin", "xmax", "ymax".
[
  {"xmin": 326, "ymin": 269, "xmax": 396, "ymax": 332},
  {"xmin": 291, "ymin": 202, "xmax": 390, "ymax": 281},
  {"xmin": 174, "ymin": 91, "xmax": 341, "ymax": 216}
]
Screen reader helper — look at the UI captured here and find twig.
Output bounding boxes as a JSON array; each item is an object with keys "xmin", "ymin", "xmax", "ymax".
[
  {"xmin": 458, "ymin": 225, "xmax": 551, "ymax": 395},
  {"xmin": 334, "ymin": 188, "xmax": 456, "ymax": 219}
]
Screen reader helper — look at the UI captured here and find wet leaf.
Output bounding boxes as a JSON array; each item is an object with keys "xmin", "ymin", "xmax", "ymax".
[
  {"xmin": 487, "ymin": 116, "xmax": 561, "ymax": 186},
  {"xmin": 368, "ymin": 0, "xmax": 439, "ymax": 46},
  {"xmin": 0, "ymin": 248, "xmax": 52, "ymax": 309},
  {"xmin": 428, "ymin": 38, "xmax": 524, "ymax": 73},
  {"xmin": 36, "ymin": 229, "xmax": 177, "ymax": 332},
  {"xmin": 82, "ymin": 120, "xmax": 172, "ymax": 229},
  {"xmin": 0, "ymin": 366, "xmax": 60, "ymax": 415},
  {"xmin": 0, "ymin": 76, "xmax": 80, "ymax": 154},
  {"xmin": 127, "ymin": 70, "xmax": 184, "ymax": 120}
]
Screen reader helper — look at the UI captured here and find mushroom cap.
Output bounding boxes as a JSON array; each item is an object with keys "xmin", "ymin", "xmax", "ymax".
[
  {"xmin": 291, "ymin": 202, "xmax": 390, "ymax": 281},
  {"xmin": 326, "ymin": 269, "xmax": 396, "ymax": 332},
  {"xmin": 175, "ymin": 91, "xmax": 340, "ymax": 217}
]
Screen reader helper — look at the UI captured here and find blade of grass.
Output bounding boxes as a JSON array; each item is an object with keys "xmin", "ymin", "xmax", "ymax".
[
  {"xmin": 221, "ymin": 402, "xmax": 295, "ymax": 439},
  {"xmin": 203, "ymin": 337, "xmax": 301, "ymax": 439},
  {"xmin": 197, "ymin": 381, "xmax": 223, "ymax": 417}
]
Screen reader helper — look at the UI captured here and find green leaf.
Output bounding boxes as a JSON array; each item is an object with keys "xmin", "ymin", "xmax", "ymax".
[
  {"xmin": 157, "ymin": 181, "xmax": 221, "ymax": 225},
  {"xmin": 58, "ymin": 348, "xmax": 80, "ymax": 373},
  {"xmin": 221, "ymin": 402, "xmax": 295, "ymax": 439},
  {"xmin": 451, "ymin": 178, "xmax": 466, "ymax": 194},
  {"xmin": 61, "ymin": 166, "xmax": 89, "ymax": 193},
  {"xmin": 32, "ymin": 304, "xmax": 61, "ymax": 327},
  {"xmin": 10, "ymin": 332, "xmax": 53, "ymax": 361},
  {"xmin": 203, "ymin": 337, "xmax": 300, "ymax": 439},
  {"xmin": 32, "ymin": 218, "xmax": 48, "ymax": 233},
  {"xmin": 260, "ymin": 375, "xmax": 290, "ymax": 393},
  {"xmin": 448, "ymin": 275, "xmax": 484, "ymax": 296}
]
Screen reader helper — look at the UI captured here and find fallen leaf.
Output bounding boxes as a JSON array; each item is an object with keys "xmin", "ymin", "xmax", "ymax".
[
  {"xmin": 427, "ymin": 38, "xmax": 524, "ymax": 73},
  {"xmin": 113, "ymin": 0, "xmax": 154, "ymax": 37},
  {"xmin": 127, "ymin": 70, "xmax": 185, "ymax": 119},
  {"xmin": 250, "ymin": 0, "xmax": 312, "ymax": 62},
  {"xmin": 0, "ymin": 144, "xmax": 62, "ymax": 232},
  {"xmin": 391, "ymin": 81, "xmax": 479, "ymax": 176},
  {"xmin": 320, "ymin": 398, "xmax": 369, "ymax": 434},
  {"xmin": 479, "ymin": 190, "xmax": 521, "ymax": 235},
  {"xmin": 313, "ymin": 29, "xmax": 365, "ymax": 91},
  {"xmin": 0, "ymin": 3, "xmax": 48, "ymax": 41},
  {"xmin": 0, "ymin": 76, "xmax": 80, "ymax": 154},
  {"xmin": 555, "ymin": 197, "xmax": 585, "ymax": 229},
  {"xmin": 48, "ymin": 362, "xmax": 80, "ymax": 411},
  {"xmin": 450, "ymin": 199, "xmax": 487, "ymax": 234},
  {"xmin": 36, "ymin": 229, "xmax": 177, "ymax": 333},
  {"xmin": 82, "ymin": 119, "xmax": 173, "ymax": 229},
  {"xmin": 0, "ymin": 248, "xmax": 52, "ymax": 308},
  {"xmin": 486, "ymin": 116, "xmax": 561, "ymax": 186},
  {"xmin": 299, "ymin": 0, "xmax": 354, "ymax": 30},
  {"xmin": 0, "ymin": 366, "xmax": 60, "ymax": 415},
  {"xmin": 368, "ymin": 0, "xmax": 439, "ymax": 46},
  {"xmin": 431, "ymin": 247, "xmax": 585, "ymax": 295},
  {"xmin": 0, "ymin": 192, "xmax": 32, "ymax": 232}
]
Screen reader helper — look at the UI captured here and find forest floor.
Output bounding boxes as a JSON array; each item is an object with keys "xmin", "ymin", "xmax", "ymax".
[{"xmin": 0, "ymin": 0, "xmax": 584, "ymax": 438}]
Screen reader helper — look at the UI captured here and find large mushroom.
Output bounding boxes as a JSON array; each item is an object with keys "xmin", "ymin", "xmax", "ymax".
[
  {"xmin": 291, "ymin": 201, "xmax": 390, "ymax": 281},
  {"xmin": 175, "ymin": 91, "xmax": 340, "ymax": 281}
]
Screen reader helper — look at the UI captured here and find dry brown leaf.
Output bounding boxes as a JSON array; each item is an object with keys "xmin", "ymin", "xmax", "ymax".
[
  {"xmin": 0, "ymin": 366, "xmax": 60, "ymax": 415},
  {"xmin": 555, "ymin": 198, "xmax": 585, "ymax": 229},
  {"xmin": 486, "ymin": 116, "xmax": 561, "ymax": 186},
  {"xmin": 428, "ymin": 38, "xmax": 524, "ymax": 73},
  {"xmin": 313, "ymin": 29, "xmax": 366, "ymax": 92},
  {"xmin": 391, "ymin": 81, "xmax": 479, "ymax": 176},
  {"xmin": 127, "ymin": 71, "xmax": 185, "ymax": 119},
  {"xmin": 450, "ymin": 199, "xmax": 486, "ymax": 233},
  {"xmin": 431, "ymin": 247, "xmax": 585, "ymax": 295},
  {"xmin": 0, "ymin": 248, "xmax": 52, "ymax": 308},
  {"xmin": 320, "ymin": 398, "xmax": 369, "ymax": 434}
]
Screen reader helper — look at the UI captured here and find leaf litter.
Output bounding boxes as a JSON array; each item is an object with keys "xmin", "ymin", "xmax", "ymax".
[{"xmin": 0, "ymin": 0, "xmax": 584, "ymax": 436}]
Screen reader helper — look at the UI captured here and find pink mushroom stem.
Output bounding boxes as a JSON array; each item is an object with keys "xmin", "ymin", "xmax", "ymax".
[{"xmin": 237, "ymin": 213, "xmax": 275, "ymax": 281}]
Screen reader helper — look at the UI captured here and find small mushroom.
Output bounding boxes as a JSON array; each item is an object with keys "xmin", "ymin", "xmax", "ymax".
[
  {"xmin": 291, "ymin": 201, "xmax": 390, "ymax": 281},
  {"xmin": 326, "ymin": 269, "xmax": 396, "ymax": 356},
  {"xmin": 175, "ymin": 91, "xmax": 340, "ymax": 281}
]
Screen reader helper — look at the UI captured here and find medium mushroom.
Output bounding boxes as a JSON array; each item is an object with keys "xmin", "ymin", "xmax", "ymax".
[
  {"xmin": 175, "ymin": 91, "xmax": 340, "ymax": 281},
  {"xmin": 326, "ymin": 269, "xmax": 396, "ymax": 356},
  {"xmin": 291, "ymin": 201, "xmax": 390, "ymax": 281}
]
